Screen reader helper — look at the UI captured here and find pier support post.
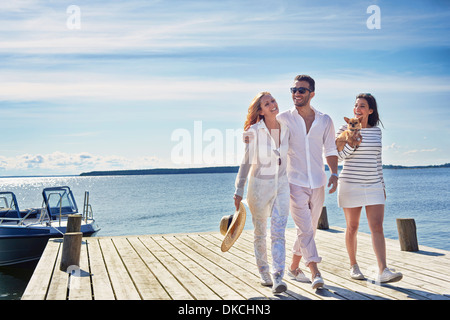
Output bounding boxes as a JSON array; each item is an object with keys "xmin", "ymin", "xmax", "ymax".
[
  {"xmin": 396, "ymin": 218, "xmax": 419, "ymax": 252},
  {"xmin": 59, "ymin": 215, "xmax": 83, "ymax": 272},
  {"xmin": 60, "ymin": 232, "xmax": 83, "ymax": 272},
  {"xmin": 317, "ymin": 206, "xmax": 329, "ymax": 230},
  {"xmin": 66, "ymin": 214, "xmax": 82, "ymax": 233},
  {"xmin": 60, "ymin": 215, "xmax": 84, "ymax": 271}
]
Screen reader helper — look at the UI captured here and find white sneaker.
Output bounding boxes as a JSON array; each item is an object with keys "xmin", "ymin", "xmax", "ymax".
[
  {"xmin": 312, "ymin": 273, "xmax": 324, "ymax": 289},
  {"xmin": 272, "ymin": 273, "xmax": 287, "ymax": 294},
  {"xmin": 378, "ymin": 268, "xmax": 403, "ymax": 283},
  {"xmin": 287, "ymin": 268, "xmax": 310, "ymax": 283},
  {"xmin": 260, "ymin": 272, "xmax": 273, "ymax": 286},
  {"xmin": 350, "ymin": 264, "xmax": 365, "ymax": 280}
]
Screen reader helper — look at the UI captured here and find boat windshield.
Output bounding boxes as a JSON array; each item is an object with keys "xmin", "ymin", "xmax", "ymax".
[
  {"xmin": 0, "ymin": 192, "xmax": 20, "ymax": 219},
  {"xmin": 42, "ymin": 186, "xmax": 78, "ymax": 217}
]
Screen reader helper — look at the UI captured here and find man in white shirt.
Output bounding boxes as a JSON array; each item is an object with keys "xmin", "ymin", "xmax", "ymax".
[{"xmin": 277, "ymin": 75, "xmax": 339, "ymax": 289}]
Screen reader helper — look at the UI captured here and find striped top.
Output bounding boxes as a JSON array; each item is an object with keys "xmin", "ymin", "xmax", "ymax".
[{"xmin": 336, "ymin": 125, "xmax": 385, "ymax": 188}]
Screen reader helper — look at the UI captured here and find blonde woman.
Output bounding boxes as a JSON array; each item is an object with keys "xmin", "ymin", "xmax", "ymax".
[{"xmin": 234, "ymin": 92, "xmax": 290, "ymax": 294}]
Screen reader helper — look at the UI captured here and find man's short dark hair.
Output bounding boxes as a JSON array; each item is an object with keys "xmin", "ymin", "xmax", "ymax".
[{"xmin": 294, "ymin": 75, "xmax": 315, "ymax": 92}]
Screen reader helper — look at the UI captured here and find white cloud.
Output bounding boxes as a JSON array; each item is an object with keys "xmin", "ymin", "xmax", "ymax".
[
  {"xmin": 403, "ymin": 148, "xmax": 438, "ymax": 155},
  {"xmin": 2, "ymin": 70, "xmax": 450, "ymax": 103},
  {"xmin": 0, "ymin": 72, "xmax": 288, "ymax": 101},
  {"xmin": 384, "ymin": 143, "xmax": 399, "ymax": 150},
  {"xmin": 317, "ymin": 73, "xmax": 450, "ymax": 94},
  {"xmin": 0, "ymin": 151, "xmax": 163, "ymax": 175},
  {"xmin": 1, "ymin": 0, "xmax": 449, "ymax": 55}
]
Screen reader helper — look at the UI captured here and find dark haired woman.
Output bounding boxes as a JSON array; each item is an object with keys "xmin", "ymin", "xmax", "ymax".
[{"xmin": 336, "ymin": 93, "xmax": 403, "ymax": 283}]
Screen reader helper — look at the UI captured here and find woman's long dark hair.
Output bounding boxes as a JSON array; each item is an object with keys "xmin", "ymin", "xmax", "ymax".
[{"xmin": 356, "ymin": 93, "xmax": 383, "ymax": 128}]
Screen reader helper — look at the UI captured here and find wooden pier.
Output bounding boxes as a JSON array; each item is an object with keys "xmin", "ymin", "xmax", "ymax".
[{"xmin": 22, "ymin": 226, "xmax": 450, "ymax": 300}]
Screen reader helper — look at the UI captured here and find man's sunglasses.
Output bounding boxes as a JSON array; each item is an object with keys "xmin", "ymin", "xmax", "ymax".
[{"xmin": 290, "ymin": 87, "xmax": 312, "ymax": 94}]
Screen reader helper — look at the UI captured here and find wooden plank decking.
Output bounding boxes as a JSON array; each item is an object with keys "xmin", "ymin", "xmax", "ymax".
[{"xmin": 21, "ymin": 226, "xmax": 450, "ymax": 300}]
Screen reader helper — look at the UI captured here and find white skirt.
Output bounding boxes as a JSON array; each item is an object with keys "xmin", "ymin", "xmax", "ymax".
[{"xmin": 338, "ymin": 181, "xmax": 385, "ymax": 208}]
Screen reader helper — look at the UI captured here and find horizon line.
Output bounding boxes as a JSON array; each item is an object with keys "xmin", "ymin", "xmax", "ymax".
[{"xmin": 1, "ymin": 163, "xmax": 449, "ymax": 179}]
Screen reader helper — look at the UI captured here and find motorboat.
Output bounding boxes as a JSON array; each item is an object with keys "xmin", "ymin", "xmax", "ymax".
[{"xmin": 0, "ymin": 186, "xmax": 100, "ymax": 266}]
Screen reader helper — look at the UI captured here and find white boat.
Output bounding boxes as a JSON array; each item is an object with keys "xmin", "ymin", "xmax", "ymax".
[{"xmin": 0, "ymin": 186, "xmax": 100, "ymax": 266}]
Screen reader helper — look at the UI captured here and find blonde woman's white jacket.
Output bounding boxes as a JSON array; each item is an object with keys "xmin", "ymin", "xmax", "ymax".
[{"xmin": 234, "ymin": 119, "xmax": 290, "ymax": 219}]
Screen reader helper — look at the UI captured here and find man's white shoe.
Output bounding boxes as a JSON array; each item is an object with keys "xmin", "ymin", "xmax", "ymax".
[
  {"xmin": 260, "ymin": 272, "xmax": 273, "ymax": 286},
  {"xmin": 287, "ymin": 268, "xmax": 310, "ymax": 283},
  {"xmin": 378, "ymin": 268, "xmax": 403, "ymax": 283},
  {"xmin": 350, "ymin": 264, "xmax": 365, "ymax": 280},
  {"xmin": 312, "ymin": 274, "xmax": 324, "ymax": 289}
]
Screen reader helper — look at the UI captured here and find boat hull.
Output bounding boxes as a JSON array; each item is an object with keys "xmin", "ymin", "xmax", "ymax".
[
  {"xmin": 0, "ymin": 224, "xmax": 99, "ymax": 266},
  {"xmin": 0, "ymin": 234, "xmax": 51, "ymax": 266}
]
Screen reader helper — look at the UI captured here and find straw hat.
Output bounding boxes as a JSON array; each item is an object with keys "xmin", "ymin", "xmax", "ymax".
[{"xmin": 220, "ymin": 202, "xmax": 246, "ymax": 252}]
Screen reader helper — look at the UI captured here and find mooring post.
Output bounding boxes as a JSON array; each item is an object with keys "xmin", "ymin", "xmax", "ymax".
[
  {"xmin": 317, "ymin": 206, "xmax": 329, "ymax": 230},
  {"xmin": 66, "ymin": 214, "xmax": 82, "ymax": 233},
  {"xmin": 396, "ymin": 218, "xmax": 419, "ymax": 252},
  {"xmin": 60, "ymin": 214, "xmax": 83, "ymax": 271}
]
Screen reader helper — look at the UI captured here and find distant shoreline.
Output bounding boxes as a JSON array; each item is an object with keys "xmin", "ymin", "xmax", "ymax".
[
  {"xmin": 0, "ymin": 163, "xmax": 447, "ymax": 179},
  {"xmin": 79, "ymin": 163, "xmax": 450, "ymax": 177},
  {"xmin": 79, "ymin": 166, "xmax": 240, "ymax": 176}
]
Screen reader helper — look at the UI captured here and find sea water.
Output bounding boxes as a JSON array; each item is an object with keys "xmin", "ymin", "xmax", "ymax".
[{"xmin": 1, "ymin": 168, "xmax": 449, "ymax": 299}]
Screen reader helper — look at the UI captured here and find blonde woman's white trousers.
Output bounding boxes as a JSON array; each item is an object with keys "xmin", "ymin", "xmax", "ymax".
[{"xmin": 249, "ymin": 175, "xmax": 290, "ymax": 276}]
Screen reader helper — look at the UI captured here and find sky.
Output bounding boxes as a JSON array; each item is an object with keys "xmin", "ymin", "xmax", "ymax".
[{"xmin": 1, "ymin": 0, "xmax": 449, "ymax": 176}]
